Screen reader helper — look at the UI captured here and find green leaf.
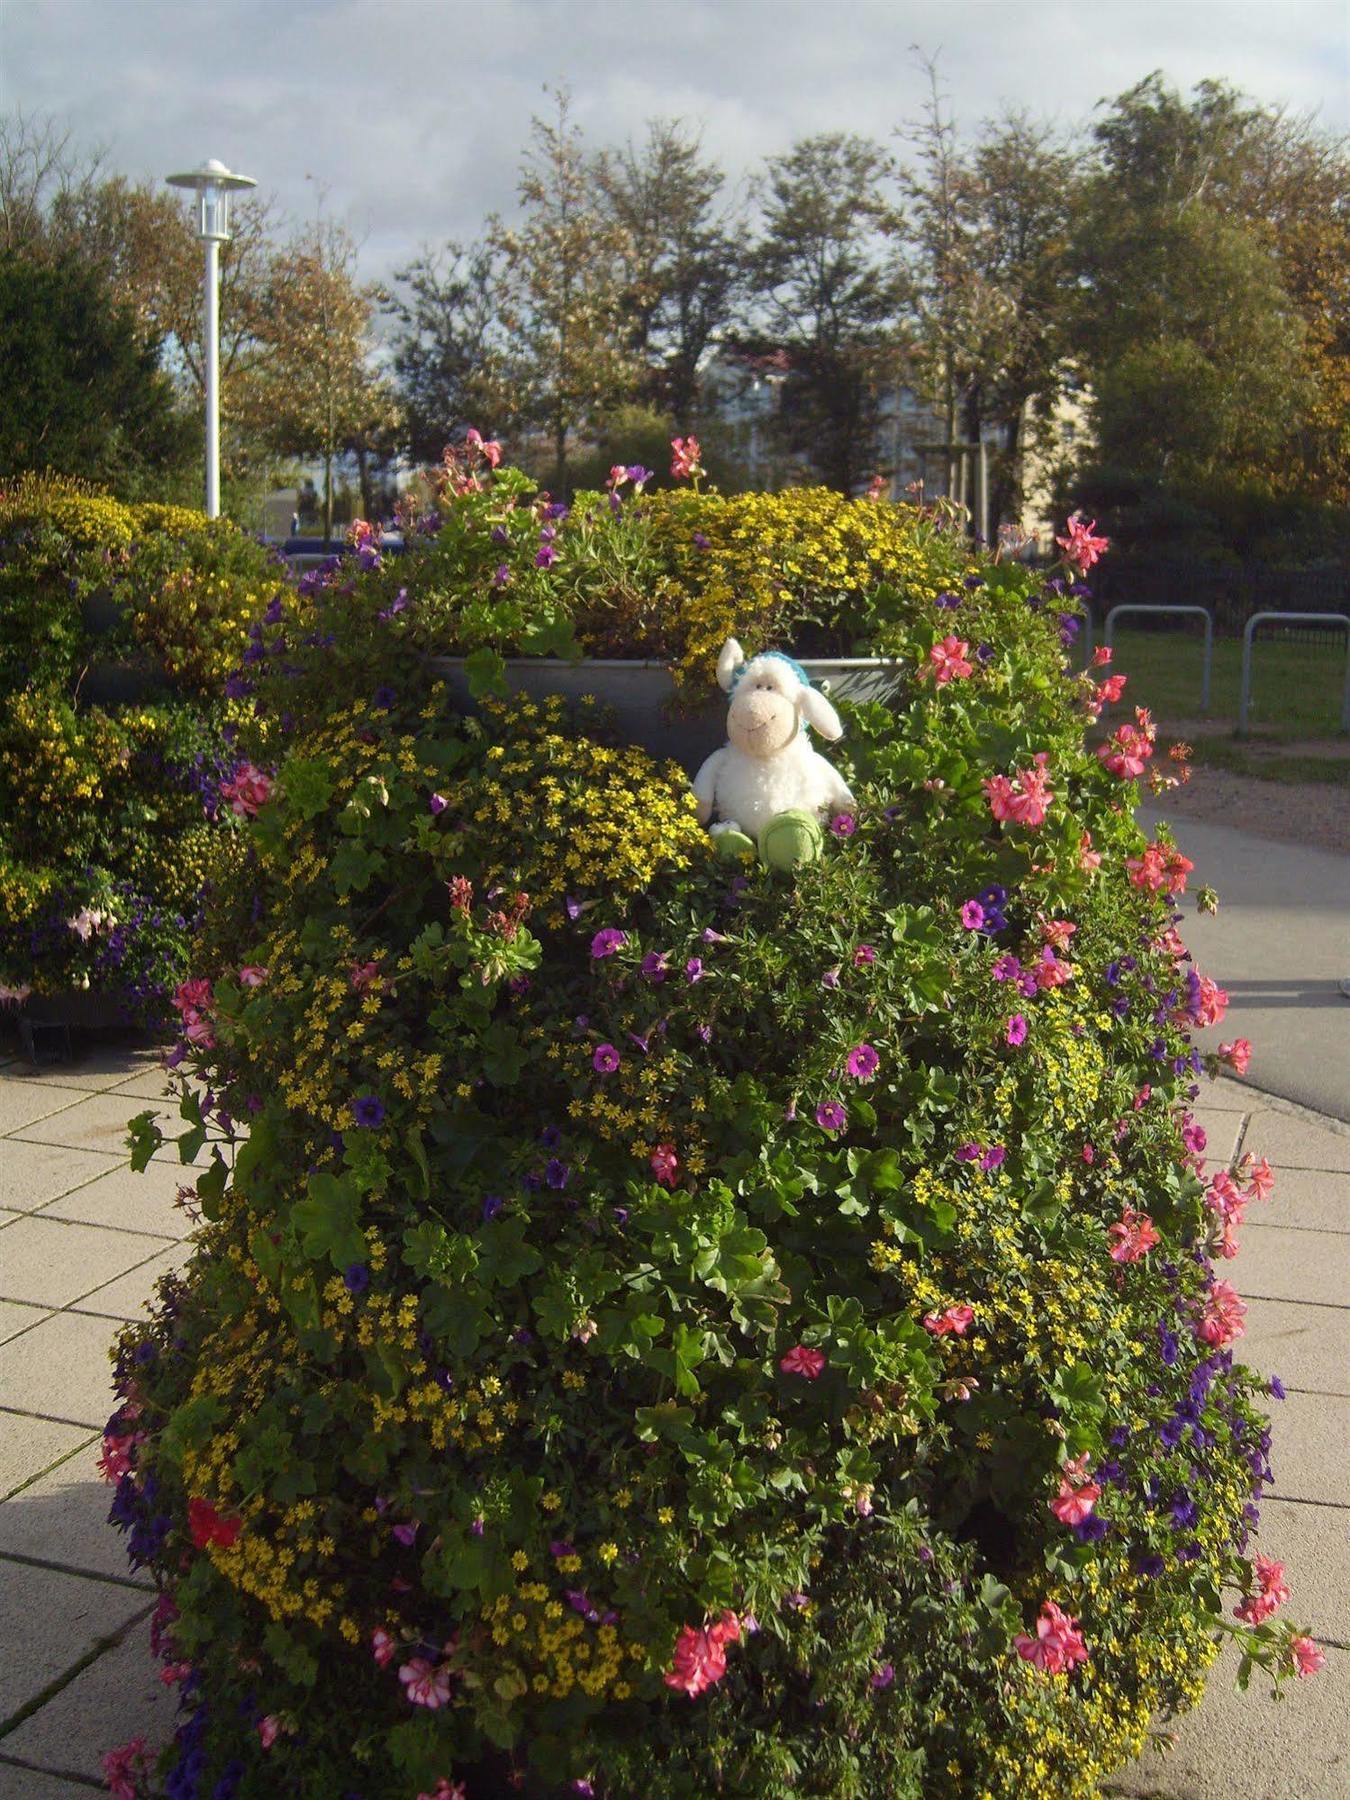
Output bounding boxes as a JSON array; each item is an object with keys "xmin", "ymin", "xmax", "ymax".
[
  {"xmin": 476, "ymin": 1215, "xmax": 542, "ymax": 1289},
  {"xmin": 329, "ymin": 839, "xmax": 383, "ymax": 896},
  {"xmin": 465, "ymin": 646, "xmax": 508, "ymax": 699},
  {"xmin": 402, "ymin": 1219, "xmax": 478, "ymax": 1283},
  {"xmin": 280, "ymin": 756, "xmax": 333, "ymax": 820},
  {"xmin": 291, "ymin": 1172, "xmax": 365, "ymax": 1269},
  {"xmin": 263, "ymin": 1620, "xmax": 319, "ymax": 1688},
  {"xmin": 126, "ymin": 1110, "xmax": 162, "ymax": 1173},
  {"xmin": 159, "ymin": 1394, "xmax": 225, "ymax": 1467},
  {"xmin": 195, "ymin": 1152, "xmax": 228, "ymax": 1221}
]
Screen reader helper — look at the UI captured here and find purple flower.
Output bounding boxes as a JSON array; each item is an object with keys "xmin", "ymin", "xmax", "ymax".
[
  {"xmin": 592, "ymin": 1044, "xmax": 620, "ymax": 1075},
  {"xmin": 640, "ymin": 950, "xmax": 669, "ymax": 983},
  {"xmin": 493, "ymin": 563, "xmax": 511, "ymax": 588},
  {"xmin": 1269, "ymin": 1376, "xmax": 1286, "ymax": 1400},
  {"xmin": 627, "ymin": 464, "xmax": 653, "ymax": 487},
  {"xmin": 960, "ymin": 900, "xmax": 985, "ymax": 930},
  {"xmin": 1005, "ymin": 1014, "xmax": 1028, "ymax": 1047},
  {"xmin": 816, "ymin": 1100, "xmax": 847, "ymax": 1133},
  {"xmin": 590, "ymin": 928, "xmax": 627, "ymax": 959},
  {"xmin": 955, "ymin": 1142, "xmax": 982, "ymax": 1163},
  {"xmin": 822, "ymin": 966, "xmax": 841, "ymax": 989},
  {"xmin": 429, "ymin": 792, "xmax": 448, "ymax": 815},
  {"xmin": 373, "ymin": 684, "xmax": 396, "ymax": 711},
  {"xmin": 565, "ymin": 896, "xmax": 583, "ymax": 921},
  {"xmin": 352, "ymin": 1094, "xmax": 386, "ymax": 1128},
  {"xmin": 684, "ymin": 957, "xmax": 704, "ymax": 982},
  {"xmin": 343, "ymin": 1263, "xmax": 370, "ymax": 1295},
  {"xmin": 992, "ymin": 953, "xmax": 1021, "ymax": 982},
  {"xmin": 540, "ymin": 1125, "xmax": 563, "ymax": 1147},
  {"xmin": 692, "ymin": 532, "xmax": 710, "ymax": 550},
  {"xmin": 871, "ymin": 1662, "xmax": 896, "ymax": 1690},
  {"xmin": 377, "ymin": 588, "xmax": 409, "ymax": 621},
  {"xmin": 482, "ymin": 1194, "xmax": 504, "ymax": 1222},
  {"xmin": 980, "ymin": 1144, "xmax": 1006, "ymax": 1171},
  {"xmin": 846, "ymin": 1043, "xmax": 879, "ymax": 1081},
  {"xmin": 545, "ymin": 1158, "xmax": 569, "ymax": 1190},
  {"xmin": 535, "ymin": 543, "xmax": 557, "ymax": 569},
  {"xmin": 391, "ymin": 1521, "xmax": 418, "ymax": 1547},
  {"xmin": 829, "ymin": 812, "xmax": 856, "ymax": 837},
  {"xmin": 491, "ymin": 525, "xmax": 509, "ymax": 544}
]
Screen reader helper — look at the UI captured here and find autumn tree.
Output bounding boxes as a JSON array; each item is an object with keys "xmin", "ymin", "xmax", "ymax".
[
  {"xmin": 489, "ymin": 89, "xmax": 640, "ymax": 492},
  {"xmin": 386, "ymin": 239, "xmax": 501, "ymax": 463},
  {"xmin": 595, "ymin": 119, "xmax": 743, "ymax": 429},
  {"xmin": 750, "ymin": 132, "xmax": 905, "ymax": 493}
]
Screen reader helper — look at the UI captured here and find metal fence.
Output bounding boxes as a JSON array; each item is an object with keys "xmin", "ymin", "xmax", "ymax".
[{"xmin": 1090, "ymin": 557, "xmax": 1349, "ymax": 642}]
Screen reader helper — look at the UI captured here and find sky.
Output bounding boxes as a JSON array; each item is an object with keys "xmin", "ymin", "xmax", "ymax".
[{"xmin": 3, "ymin": 0, "xmax": 1347, "ymax": 285}]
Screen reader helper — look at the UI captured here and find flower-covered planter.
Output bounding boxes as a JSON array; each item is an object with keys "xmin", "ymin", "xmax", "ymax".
[{"xmin": 429, "ymin": 654, "xmax": 905, "ymax": 769}]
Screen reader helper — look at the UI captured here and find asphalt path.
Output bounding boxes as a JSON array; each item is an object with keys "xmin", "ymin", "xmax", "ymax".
[{"xmin": 1140, "ymin": 805, "xmax": 1350, "ymax": 1123}]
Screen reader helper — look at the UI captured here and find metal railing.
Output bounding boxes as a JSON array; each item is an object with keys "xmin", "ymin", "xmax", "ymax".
[
  {"xmin": 1104, "ymin": 605, "xmax": 1213, "ymax": 713},
  {"xmin": 1239, "ymin": 611, "xmax": 1350, "ymax": 736}
]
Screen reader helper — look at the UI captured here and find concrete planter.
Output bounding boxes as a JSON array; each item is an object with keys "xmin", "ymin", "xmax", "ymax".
[{"xmin": 428, "ymin": 655, "xmax": 906, "ymax": 772}]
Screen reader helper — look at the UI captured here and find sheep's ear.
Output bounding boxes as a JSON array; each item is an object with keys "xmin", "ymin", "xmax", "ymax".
[
  {"xmin": 716, "ymin": 639, "xmax": 745, "ymax": 693},
  {"xmin": 798, "ymin": 684, "xmax": 844, "ymax": 740}
]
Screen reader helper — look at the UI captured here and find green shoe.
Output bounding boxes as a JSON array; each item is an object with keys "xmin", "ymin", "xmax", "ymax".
[
  {"xmin": 758, "ymin": 808, "xmax": 824, "ymax": 871},
  {"xmin": 711, "ymin": 827, "xmax": 758, "ymax": 862}
]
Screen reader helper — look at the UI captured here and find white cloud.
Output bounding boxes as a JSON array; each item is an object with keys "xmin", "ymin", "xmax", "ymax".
[{"xmin": 2, "ymin": 0, "xmax": 1344, "ymax": 284}]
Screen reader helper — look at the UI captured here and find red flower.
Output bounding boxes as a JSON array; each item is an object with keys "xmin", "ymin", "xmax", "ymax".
[
  {"xmin": 188, "ymin": 1497, "xmax": 242, "ymax": 1550},
  {"xmin": 779, "ymin": 1344, "xmax": 826, "ymax": 1378},
  {"xmin": 650, "ymin": 1144, "xmax": 679, "ymax": 1187},
  {"xmin": 664, "ymin": 1612, "xmax": 741, "ymax": 1696}
]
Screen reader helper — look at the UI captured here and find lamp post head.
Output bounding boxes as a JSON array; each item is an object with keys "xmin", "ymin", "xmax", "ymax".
[{"xmin": 166, "ymin": 157, "xmax": 256, "ymax": 243}]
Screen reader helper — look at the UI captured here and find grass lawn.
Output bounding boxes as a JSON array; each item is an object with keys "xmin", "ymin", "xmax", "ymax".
[{"xmin": 1099, "ymin": 626, "xmax": 1349, "ymax": 786}]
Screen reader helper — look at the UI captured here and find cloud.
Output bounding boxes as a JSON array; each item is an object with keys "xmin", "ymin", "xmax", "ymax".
[{"xmin": 4, "ymin": 0, "xmax": 1344, "ymax": 286}]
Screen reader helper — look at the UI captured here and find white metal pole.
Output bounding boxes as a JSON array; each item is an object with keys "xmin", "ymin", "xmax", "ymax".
[{"xmin": 204, "ymin": 236, "xmax": 220, "ymax": 518}]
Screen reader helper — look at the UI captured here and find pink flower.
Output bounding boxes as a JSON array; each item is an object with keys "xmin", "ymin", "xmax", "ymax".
[
  {"xmin": 780, "ymin": 1344, "xmax": 827, "ymax": 1378},
  {"xmin": 1192, "ymin": 974, "xmax": 1229, "ymax": 1029},
  {"xmin": 101, "ymin": 1737, "xmax": 149, "ymax": 1800},
  {"xmin": 1242, "ymin": 1154, "xmax": 1275, "ymax": 1202},
  {"xmin": 829, "ymin": 812, "xmax": 857, "ymax": 837},
  {"xmin": 1292, "ymin": 1636, "xmax": 1326, "ymax": 1678},
  {"xmin": 1014, "ymin": 1599, "xmax": 1089, "ymax": 1674},
  {"xmin": 845, "ymin": 1043, "xmax": 879, "ymax": 1081},
  {"xmin": 925, "ymin": 635, "xmax": 974, "ymax": 685},
  {"xmin": 1218, "ymin": 1038, "xmax": 1252, "ymax": 1075},
  {"xmin": 1097, "ymin": 723, "xmax": 1154, "ymax": 780},
  {"xmin": 1006, "ymin": 1014, "xmax": 1028, "ymax": 1048},
  {"xmin": 1092, "ymin": 645, "xmax": 1113, "ymax": 666},
  {"xmin": 238, "ymin": 965, "xmax": 269, "ymax": 988},
  {"xmin": 1055, "ymin": 512, "xmax": 1110, "ymax": 573},
  {"xmin": 1108, "ymin": 1206, "xmax": 1160, "ymax": 1264},
  {"xmin": 97, "ymin": 1430, "xmax": 144, "ymax": 1483},
  {"xmin": 984, "ymin": 756, "xmax": 1054, "ymax": 829},
  {"xmin": 418, "ymin": 1783, "xmax": 469, "ymax": 1800},
  {"xmin": 1196, "ymin": 1279, "xmax": 1247, "ymax": 1347},
  {"xmin": 464, "ymin": 426, "xmax": 502, "ymax": 467},
  {"xmin": 1126, "ymin": 841, "xmax": 1193, "ymax": 895},
  {"xmin": 0, "ymin": 981, "xmax": 32, "ymax": 1006},
  {"xmin": 590, "ymin": 928, "xmax": 627, "ymax": 958},
  {"xmin": 640, "ymin": 950, "xmax": 669, "ymax": 983},
  {"xmin": 399, "ymin": 1655, "xmax": 453, "ymax": 1709},
  {"xmin": 815, "ymin": 1100, "xmax": 847, "ymax": 1133},
  {"xmin": 960, "ymin": 900, "xmax": 985, "ymax": 930},
  {"xmin": 172, "ymin": 977, "xmax": 212, "ymax": 1019},
  {"xmin": 219, "ymin": 761, "xmax": 274, "ymax": 819},
  {"xmin": 852, "ymin": 943, "xmax": 876, "ymax": 966},
  {"xmin": 670, "ymin": 435, "xmax": 703, "ymax": 480},
  {"xmin": 923, "ymin": 1303, "xmax": 975, "ymax": 1337},
  {"xmin": 1095, "ymin": 672, "xmax": 1128, "ymax": 704},
  {"xmin": 371, "ymin": 1626, "xmax": 397, "ymax": 1667},
  {"xmin": 1078, "ymin": 830, "xmax": 1103, "ymax": 873},
  {"xmin": 258, "ymin": 1715, "xmax": 281, "ymax": 1749},
  {"xmin": 650, "ymin": 1143, "xmax": 679, "ymax": 1187},
  {"xmin": 1049, "ymin": 1456, "xmax": 1101, "ymax": 1527},
  {"xmin": 349, "ymin": 960, "xmax": 382, "ymax": 993},
  {"xmin": 1033, "ymin": 946, "xmax": 1074, "ymax": 990},
  {"xmin": 592, "ymin": 1043, "xmax": 620, "ymax": 1074},
  {"xmin": 991, "ymin": 953, "xmax": 1021, "ymax": 983},
  {"xmin": 664, "ymin": 1612, "xmax": 741, "ymax": 1696}
]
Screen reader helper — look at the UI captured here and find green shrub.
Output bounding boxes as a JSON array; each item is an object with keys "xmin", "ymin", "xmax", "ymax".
[{"xmin": 111, "ymin": 485, "xmax": 1317, "ymax": 1799}]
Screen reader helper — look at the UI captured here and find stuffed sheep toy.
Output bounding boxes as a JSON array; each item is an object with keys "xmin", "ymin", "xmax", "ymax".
[{"xmin": 692, "ymin": 638, "xmax": 855, "ymax": 868}]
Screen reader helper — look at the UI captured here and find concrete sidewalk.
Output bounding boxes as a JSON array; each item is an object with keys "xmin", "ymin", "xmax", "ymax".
[
  {"xmin": 0, "ymin": 1050, "xmax": 1346, "ymax": 1796},
  {"xmin": 1139, "ymin": 806, "xmax": 1350, "ymax": 1124}
]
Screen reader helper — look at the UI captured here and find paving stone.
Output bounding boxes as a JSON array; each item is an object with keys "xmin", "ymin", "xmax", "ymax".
[
  {"xmin": 1253, "ymin": 1496, "xmax": 1350, "ymax": 1647},
  {"xmin": 0, "ymin": 1215, "xmax": 174, "ymax": 1310},
  {"xmin": 1, "ymin": 1620, "xmax": 173, "ymax": 1781},
  {"xmin": 1237, "ymin": 1224, "xmax": 1350, "ymax": 1309},
  {"xmin": 111, "ymin": 1070, "xmax": 179, "ymax": 1102},
  {"xmin": 1241, "ymin": 1297, "xmax": 1350, "ymax": 1397},
  {"xmin": 0, "ymin": 1760, "xmax": 104, "ymax": 1795},
  {"xmin": 0, "ymin": 1313, "xmax": 121, "ymax": 1428},
  {"xmin": 70, "ymin": 1245, "xmax": 187, "ymax": 1325},
  {"xmin": 0, "ymin": 1142, "xmax": 124, "ymax": 1215},
  {"xmin": 1244, "ymin": 1110, "xmax": 1350, "ymax": 1174},
  {"xmin": 0, "ymin": 1415, "xmax": 98, "ymax": 1503},
  {"xmin": 1267, "ymin": 1390, "xmax": 1350, "ymax": 1507},
  {"xmin": 0, "ymin": 1084, "xmax": 85, "ymax": 1137},
  {"xmin": 1106, "ymin": 1640, "xmax": 1347, "ymax": 1799},
  {"xmin": 0, "ymin": 1451, "xmax": 146, "ymax": 1586},
  {"xmin": 6, "ymin": 1044, "xmax": 164, "ymax": 1092},
  {"xmin": 10, "ymin": 1094, "xmax": 171, "ymax": 1159},
  {"xmin": 0, "ymin": 1560, "xmax": 145, "ymax": 1723},
  {"xmin": 1259, "ymin": 1168, "xmax": 1350, "ymax": 1235},
  {"xmin": 0, "ymin": 1300, "xmax": 48, "ymax": 1347},
  {"xmin": 34, "ymin": 1161, "xmax": 194, "ymax": 1241}
]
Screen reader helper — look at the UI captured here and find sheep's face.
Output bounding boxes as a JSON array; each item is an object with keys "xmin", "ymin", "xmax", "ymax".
[{"xmin": 726, "ymin": 656, "xmax": 803, "ymax": 759}]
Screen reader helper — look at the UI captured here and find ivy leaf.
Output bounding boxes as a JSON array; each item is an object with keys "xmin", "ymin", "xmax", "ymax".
[
  {"xmin": 195, "ymin": 1151, "xmax": 228, "ymax": 1221},
  {"xmin": 475, "ymin": 1215, "xmax": 542, "ymax": 1289},
  {"xmin": 126, "ymin": 1109, "xmax": 162, "ymax": 1173}
]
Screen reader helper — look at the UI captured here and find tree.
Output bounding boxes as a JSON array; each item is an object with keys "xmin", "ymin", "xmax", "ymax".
[
  {"xmin": 595, "ymin": 119, "xmax": 743, "ymax": 429},
  {"xmin": 386, "ymin": 239, "xmax": 501, "ymax": 464},
  {"xmin": 0, "ymin": 248, "xmax": 191, "ymax": 492},
  {"xmin": 247, "ymin": 218, "xmax": 398, "ymax": 539},
  {"xmin": 489, "ymin": 89, "xmax": 640, "ymax": 491},
  {"xmin": 750, "ymin": 133, "xmax": 905, "ymax": 493}
]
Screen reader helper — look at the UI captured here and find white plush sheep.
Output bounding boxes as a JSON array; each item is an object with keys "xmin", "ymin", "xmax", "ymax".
[{"xmin": 692, "ymin": 639, "xmax": 855, "ymax": 860}]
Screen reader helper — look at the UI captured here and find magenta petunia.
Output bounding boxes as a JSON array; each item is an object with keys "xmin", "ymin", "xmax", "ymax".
[
  {"xmin": 590, "ymin": 928, "xmax": 627, "ymax": 959},
  {"xmin": 846, "ymin": 1043, "xmax": 879, "ymax": 1081},
  {"xmin": 815, "ymin": 1100, "xmax": 848, "ymax": 1133},
  {"xmin": 592, "ymin": 1044, "xmax": 620, "ymax": 1074},
  {"xmin": 829, "ymin": 812, "xmax": 856, "ymax": 838},
  {"xmin": 1006, "ymin": 1014, "xmax": 1028, "ymax": 1047},
  {"xmin": 960, "ymin": 900, "xmax": 985, "ymax": 930}
]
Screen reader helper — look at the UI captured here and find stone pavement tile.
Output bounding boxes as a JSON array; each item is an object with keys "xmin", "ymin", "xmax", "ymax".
[
  {"xmin": 34, "ymin": 1161, "xmax": 194, "ymax": 1241},
  {"xmin": 0, "ymin": 1083, "xmax": 85, "ymax": 1137},
  {"xmin": 1, "ymin": 1416, "xmax": 98, "ymax": 1503},
  {"xmin": 1, "ymin": 1622, "xmax": 175, "ymax": 1783},
  {"xmin": 0, "ymin": 1208, "xmax": 22, "ymax": 1227},
  {"xmin": 1255, "ymin": 1497, "xmax": 1350, "ymax": 1647},
  {"xmin": 111, "ymin": 1068, "xmax": 180, "ymax": 1103},
  {"xmin": 0, "ymin": 1299, "xmax": 49, "ymax": 1347},
  {"xmin": 4, "ymin": 1044, "xmax": 164, "ymax": 1092},
  {"xmin": 1238, "ymin": 1225, "xmax": 1350, "ymax": 1309},
  {"xmin": 1268, "ymin": 1390, "xmax": 1350, "ymax": 1506},
  {"xmin": 1106, "ymin": 1641, "xmax": 1347, "ymax": 1799},
  {"xmin": 0, "ymin": 1759, "xmax": 103, "ymax": 1795},
  {"xmin": 0, "ymin": 1215, "xmax": 175, "ymax": 1310},
  {"xmin": 1262, "ymin": 1169, "xmax": 1350, "ymax": 1236},
  {"xmin": 1245, "ymin": 1110, "xmax": 1350, "ymax": 1174},
  {"xmin": 0, "ymin": 1453, "xmax": 147, "ymax": 1586},
  {"xmin": 0, "ymin": 1312, "xmax": 120, "ymax": 1428},
  {"xmin": 0, "ymin": 1560, "xmax": 146, "ymax": 1723},
  {"xmin": 70, "ymin": 1245, "xmax": 188, "ymax": 1324},
  {"xmin": 1241, "ymin": 1298, "xmax": 1350, "ymax": 1396},
  {"xmin": 0, "ymin": 1142, "xmax": 123, "ymax": 1215},
  {"xmin": 10, "ymin": 1094, "xmax": 170, "ymax": 1159}
]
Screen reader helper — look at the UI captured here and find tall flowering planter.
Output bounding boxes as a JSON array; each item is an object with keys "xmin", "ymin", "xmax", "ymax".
[{"xmin": 109, "ymin": 460, "xmax": 1320, "ymax": 1800}]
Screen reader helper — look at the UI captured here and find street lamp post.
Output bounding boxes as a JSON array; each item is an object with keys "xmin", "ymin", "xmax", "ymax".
[{"xmin": 165, "ymin": 158, "xmax": 256, "ymax": 518}]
